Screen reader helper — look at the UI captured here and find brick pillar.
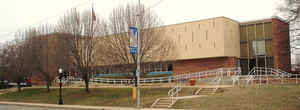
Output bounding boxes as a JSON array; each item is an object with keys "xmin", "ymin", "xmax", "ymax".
[{"xmin": 272, "ymin": 18, "xmax": 291, "ymax": 72}]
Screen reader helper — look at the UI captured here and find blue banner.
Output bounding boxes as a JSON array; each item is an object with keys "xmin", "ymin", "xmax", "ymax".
[{"xmin": 129, "ymin": 26, "xmax": 138, "ymax": 54}]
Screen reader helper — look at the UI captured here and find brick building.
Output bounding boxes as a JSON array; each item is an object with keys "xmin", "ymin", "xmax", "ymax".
[{"xmin": 96, "ymin": 16, "xmax": 291, "ymax": 76}]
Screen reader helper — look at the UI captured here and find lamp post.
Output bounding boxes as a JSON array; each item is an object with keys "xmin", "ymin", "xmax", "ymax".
[
  {"xmin": 129, "ymin": 0, "xmax": 141, "ymax": 107},
  {"xmin": 136, "ymin": 0, "xmax": 141, "ymax": 108},
  {"xmin": 58, "ymin": 68, "xmax": 63, "ymax": 105}
]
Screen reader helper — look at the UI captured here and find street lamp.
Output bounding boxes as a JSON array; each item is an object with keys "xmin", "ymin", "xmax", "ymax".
[{"xmin": 58, "ymin": 68, "xmax": 63, "ymax": 105}]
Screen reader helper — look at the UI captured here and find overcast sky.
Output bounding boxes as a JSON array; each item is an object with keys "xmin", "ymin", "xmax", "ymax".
[
  {"xmin": 0, "ymin": 0, "xmax": 284, "ymax": 43},
  {"xmin": 1, "ymin": 0, "xmax": 297, "ymax": 63}
]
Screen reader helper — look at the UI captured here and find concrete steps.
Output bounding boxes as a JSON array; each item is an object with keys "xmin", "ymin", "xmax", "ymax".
[
  {"xmin": 194, "ymin": 87, "xmax": 221, "ymax": 95},
  {"xmin": 151, "ymin": 87, "xmax": 224, "ymax": 108},
  {"xmin": 151, "ymin": 98, "xmax": 177, "ymax": 108}
]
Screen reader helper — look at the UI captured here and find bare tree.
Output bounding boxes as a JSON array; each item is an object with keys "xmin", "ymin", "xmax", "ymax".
[
  {"xmin": 97, "ymin": 4, "xmax": 176, "ymax": 86},
  {"xmin": 278, "ymin": 0, "xmax": 300, "ymax": 21},
  {"xmin": 23, "ymin": 25, "xmax": 61, "ymax": 93},
  {"xmin": 278, "ymin": 0, "xmax": 300, "ymax": 67},
  {"xmin": 0, "ymin": 30, "xmax": 32, "ymax": 92},
  {"xmin": 56, "ymin": 9, "xmax": 106, "ymax": 93}
]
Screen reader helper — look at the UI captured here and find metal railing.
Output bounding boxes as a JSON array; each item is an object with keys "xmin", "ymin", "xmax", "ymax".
[
  {"xmin": 55, "ymin": 67, "xmax": 241, "ymax": 86},
  {"xmin": 212, "ymin": 77, "xmax": 222, "ymax": 88},
  {"xmin": 247, "ymin": 67, "xmax": 292, "ymax": 77},
  {"xmin": 91, "ymin": 67, "xmax": 240, "ymax": 85},
  {"xmin": 234, "ymin": 67, "xmax": 300, "ymax": 86},
  {"xmin": 168, "ymin": 84, "xmax": 182, "ymax": 105}
]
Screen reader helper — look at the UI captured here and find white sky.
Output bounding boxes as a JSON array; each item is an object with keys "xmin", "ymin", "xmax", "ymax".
[
  {"xmin": 1, "ymin": 0, "xmax": 298, "ymax": 64},
  {"xmin": 0, "ymin": 0, "xmax": 283, "ymax": 43}
]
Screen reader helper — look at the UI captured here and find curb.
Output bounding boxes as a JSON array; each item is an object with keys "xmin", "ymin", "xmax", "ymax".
[{"xmin": 0, "ymin": 101, "xmax": 186, "ymax": 110}]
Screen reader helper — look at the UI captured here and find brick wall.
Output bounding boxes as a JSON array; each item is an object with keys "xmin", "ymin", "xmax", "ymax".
[
  {"xmin": 173, "ymin": 57, "xmax": 237, "ymax": 75},
  {"xmin": 272, "ymin": 18, "xmax": 291, "ymax": 72}
]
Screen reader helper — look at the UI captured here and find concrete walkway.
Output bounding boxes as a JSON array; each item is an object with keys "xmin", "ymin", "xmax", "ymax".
[
  {"xmin": 0, "ymin": 87, "xmax": 21, "ymax": 94},
  {"xmin": 175, "ymin": 95, "xmax": 206, "ymax": 100},
  {"xmin": 0, "ymin": 101, "xmax": 188, "ymax": 110}
]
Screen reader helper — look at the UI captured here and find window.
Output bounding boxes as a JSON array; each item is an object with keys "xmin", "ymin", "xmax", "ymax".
[
  {"xmin": 252, "ymin": 40, "xmax": 265, "ymax": 56},
  {"xmin": 150, "ymin": 64, "xmax": 155, "ymax": 72},
  {"xmin": 167, "ymin": 64, "xmax": 173, "ymax": 71}
]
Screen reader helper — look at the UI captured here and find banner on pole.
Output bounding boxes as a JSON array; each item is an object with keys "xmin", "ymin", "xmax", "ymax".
[{"xmin": 129, "ymin": 26, "xmax": 138, "ymax": 54}]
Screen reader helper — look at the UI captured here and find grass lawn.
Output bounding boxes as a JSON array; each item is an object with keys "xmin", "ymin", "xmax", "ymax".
[
  {"xmin": 173, "ymin": 85, "xmax": 300, "ymax": 110},
  {"xmin": 0, "ymin": 87, "xmax": 195, "ymax": 107}
]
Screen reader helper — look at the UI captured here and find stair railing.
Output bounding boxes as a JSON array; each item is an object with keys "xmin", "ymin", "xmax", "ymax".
[{"xmin": 168, "ymin": 84, "xmax": 181, "ymax": 105}]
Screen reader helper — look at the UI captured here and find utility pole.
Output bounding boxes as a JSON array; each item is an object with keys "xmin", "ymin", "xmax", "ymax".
[
  {"xmin": 129, "ymin": 0, "xmax": 141, "ymax": 107},
  {"xmin": 136, "ymin": 0, "xmax": 141, "ymax": 108}
]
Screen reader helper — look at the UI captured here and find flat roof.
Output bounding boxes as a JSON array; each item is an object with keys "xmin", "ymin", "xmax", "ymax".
[
  {"xmin": 157, "ymin": 16, "xmax": 289, "ymax": 28},
  {"xmin": 158, "ymin": 16, "xmax": 240, "ymax": 28},
  {"xmin": 240, "ymin": 16, "xmax": 288, "ymax": 25}
]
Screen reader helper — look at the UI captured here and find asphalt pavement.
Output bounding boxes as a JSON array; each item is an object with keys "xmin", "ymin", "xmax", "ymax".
[
  {"xmin": 0, "ymin": 104, "xmax": 79, "ymax": 110},
  {"xmin": 0, "ymin": 101, "xmax": 186, "ymax": 110}
]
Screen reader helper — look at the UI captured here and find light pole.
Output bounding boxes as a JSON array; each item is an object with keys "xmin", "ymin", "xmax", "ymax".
[
  {"xmin": 58, "ymin": 68, "xmax": 63, "ymax": 105},
  {"xmin": 129, "ymin": 0, "xmax": 141, "ymax": 107},
  {"xmin": 137, "ymin": 0, "xmax": 141, "ymax": 108}
]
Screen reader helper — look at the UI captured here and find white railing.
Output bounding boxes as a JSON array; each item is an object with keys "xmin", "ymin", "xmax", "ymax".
[
  {"xmin": 59, "ymin": 67, "xmax": 241, "ymax": 85},
  {"xmin": 246, "ymin": 75, "xmax": 255, "ymax": 84},
  {"xmin": 247, "ymin": 67, "xmax": 292, "ymax": 77},
  {"xmin": 172, "ymin": 67, "xmax": 240, "ymax": 81},
  {"xmin": 212, "ymin": 77, "xmax": 222, "ymax": 88},
  {"xmin": 168, "ymin": 84, "xmax": 181, "ymax": 105},
  {"xmin": 242, "ymin": 67, "xmax": 300, "ymax": 86},
  {"xmin": 98, "ymin": 67, "xmax": 239, "ymax": 84}
]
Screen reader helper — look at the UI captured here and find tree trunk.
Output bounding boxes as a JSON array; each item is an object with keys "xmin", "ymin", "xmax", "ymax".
[
  {"xmin": 46, "ymin": 80, "xmax": 51, "ymax": 93},
  {"xmin": 84, "ymin": 74, "xmax": 89, "ymax": 93},
  {"xmin": 134, "ymin": 75, "xmax": 138, "ymax": 87},
  {"xmin": 17, "ymin": 82, "xmax": 21, "ymax": 92}
]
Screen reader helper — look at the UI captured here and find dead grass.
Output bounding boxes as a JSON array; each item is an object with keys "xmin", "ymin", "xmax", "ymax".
[
  {"xmin": 0, "ymin": 87, "xmax": 195, "ymax": 107},
  {"xmin": 173, "ymin": 85, "xmax": 300, "ymax": 110}
]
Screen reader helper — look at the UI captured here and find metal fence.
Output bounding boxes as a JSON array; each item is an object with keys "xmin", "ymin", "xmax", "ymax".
[
  {"xmin": 57, "ymin": 67, "xmax": 241, "ymax": 86},
  {"xmin": 90, "ymin": 67, "xmax": 240, "ymax": 85},
  {"xmin": 233, "ymin": 67, "xmax": 300, "ymax": 87}
]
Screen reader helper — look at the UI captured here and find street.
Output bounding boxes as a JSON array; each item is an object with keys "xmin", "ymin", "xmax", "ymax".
[{"xmin": 0, "ymin": 104, "xmax": 79, "ymax": 110}]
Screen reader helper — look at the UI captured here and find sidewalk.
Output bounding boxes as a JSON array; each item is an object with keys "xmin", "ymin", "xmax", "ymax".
[
  {"xmin": 0, "ymin": 101, "xmax": 187, "ymax": 110},
  {"xmin": 0, "ymin": 87, "xmax": 20, "ymax": 94}
]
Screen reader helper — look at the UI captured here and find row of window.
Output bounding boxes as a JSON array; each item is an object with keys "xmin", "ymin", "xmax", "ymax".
[
  {"xmin": 95, "ymin": 63, "xmax": 173, "ymax": 74},
  {"xmin": 241, "ymin": 40, "xmax": 269, "ymax": 56}
]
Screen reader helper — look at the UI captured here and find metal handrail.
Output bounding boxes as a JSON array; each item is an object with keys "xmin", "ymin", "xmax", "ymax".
[
  {"xmin": 59, "ymin": 67, "xmax": 241, "ymax": 85},
  {"xmin": 247, "ymin": 67, "xmax": 292, "ymax": 77},
  {"xmin": 245, "ymin": 67, "xmax": 300, "ymax": 86},
  {"xmin": 168, "ymin": 84, "xmax": 181, "ymax": 105}
]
